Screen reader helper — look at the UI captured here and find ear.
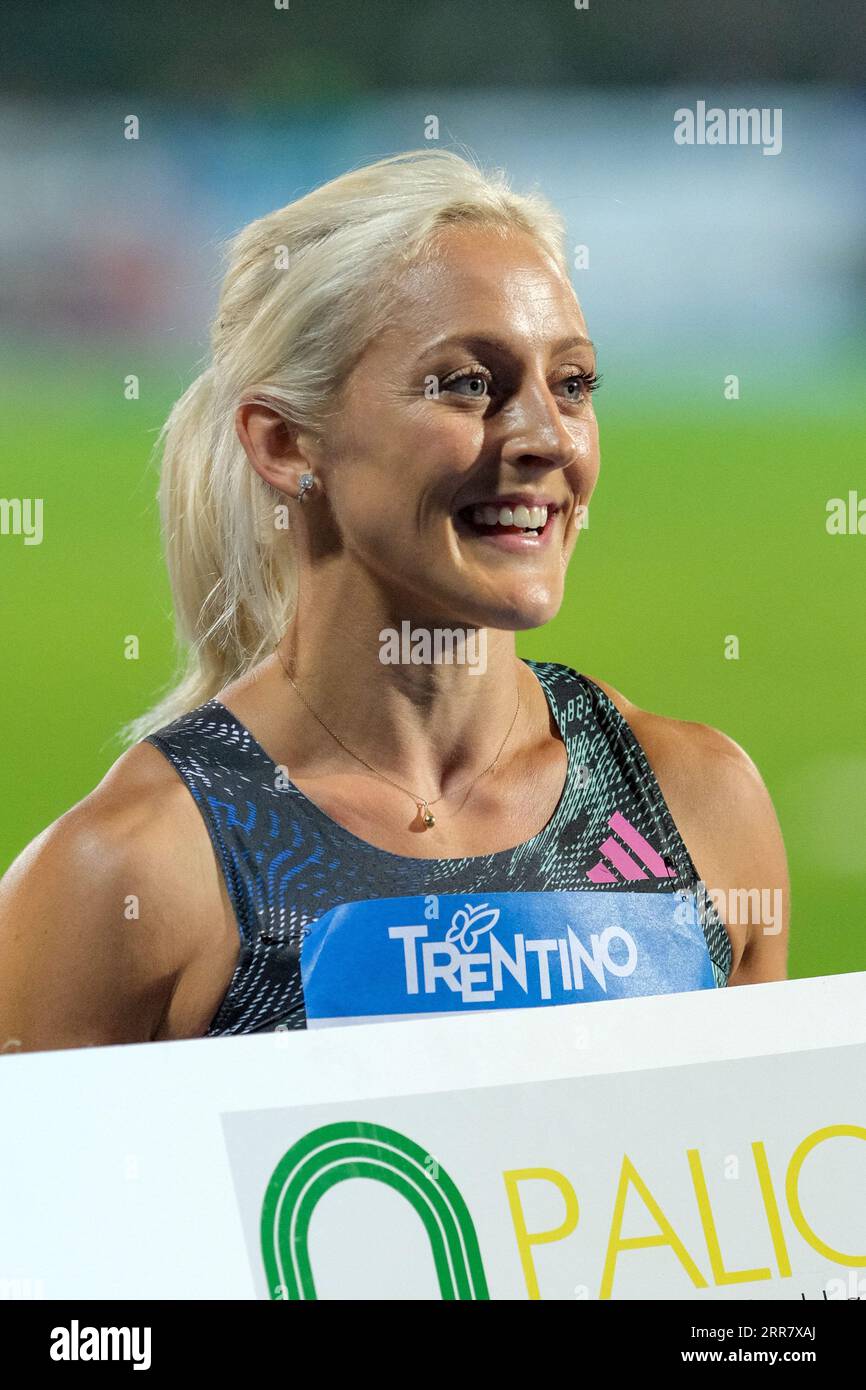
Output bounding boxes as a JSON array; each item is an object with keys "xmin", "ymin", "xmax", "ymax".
[{"xmin": 234, "ymin": 402, "xmax": 321, "ymax": 497}]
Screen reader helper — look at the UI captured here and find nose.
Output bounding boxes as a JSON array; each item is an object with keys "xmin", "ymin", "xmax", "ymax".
[{"xmin": 497, "ymin": 376, "xmax": 581, "ymax": 472}]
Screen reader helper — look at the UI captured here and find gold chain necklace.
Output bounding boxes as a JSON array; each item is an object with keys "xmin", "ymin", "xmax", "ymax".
[{"xmin": 274, "ymin": 646, "xmax": 521, "ymax": 828}]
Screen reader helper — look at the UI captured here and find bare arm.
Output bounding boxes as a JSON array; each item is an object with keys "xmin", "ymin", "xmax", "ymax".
[
  {"xmin": 694, "ymin": 730, "xmax": 790, "ymax": 986},
  {"xmin": 0, "ymin": 745, "xmax": 228, "ymax": 1053}
]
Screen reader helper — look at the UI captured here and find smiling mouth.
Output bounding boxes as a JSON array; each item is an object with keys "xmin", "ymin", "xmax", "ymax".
[{"xmin": 456, "ymin": 501, "xmax": 559, "ymax": 538}]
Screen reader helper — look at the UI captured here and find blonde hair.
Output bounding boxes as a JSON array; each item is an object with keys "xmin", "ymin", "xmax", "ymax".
[{"xmin": 126, "ymin": 149, "xmax": 568, "ymax": 742}]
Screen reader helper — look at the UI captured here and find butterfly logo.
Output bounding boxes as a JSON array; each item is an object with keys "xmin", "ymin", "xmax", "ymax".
[{"xmin": 445, "ymin": 902, "xmax": 501, "ymax": 952}]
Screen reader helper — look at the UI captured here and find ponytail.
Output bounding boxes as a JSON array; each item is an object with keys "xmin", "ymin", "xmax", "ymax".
[{"xmin": 123, "ymin": 365, "xmax": 296, "ymax": 743}]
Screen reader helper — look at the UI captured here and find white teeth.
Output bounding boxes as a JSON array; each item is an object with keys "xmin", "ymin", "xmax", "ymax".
[{"xmin": 469, "ymin": 503, "xmax": 550, "ymax": 530}]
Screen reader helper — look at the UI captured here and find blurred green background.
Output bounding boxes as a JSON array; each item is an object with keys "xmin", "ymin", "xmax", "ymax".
[{"xmin": 1, "ymin": 1, "xmax": 864, "ymax": 980}]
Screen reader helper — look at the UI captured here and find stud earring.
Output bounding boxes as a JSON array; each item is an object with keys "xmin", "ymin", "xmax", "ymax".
[{"xmin": 296, "ymin": 472, "xmax": 315, "ymax": 502}]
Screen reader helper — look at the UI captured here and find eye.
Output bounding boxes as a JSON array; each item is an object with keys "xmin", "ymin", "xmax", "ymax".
[
  {"xmin": 553, "ymin": 370, "xmax": 601, "ymax": 402},
  {"xmin": 440, "ymin": 366, "xmax": 493, "ymax": 399}
]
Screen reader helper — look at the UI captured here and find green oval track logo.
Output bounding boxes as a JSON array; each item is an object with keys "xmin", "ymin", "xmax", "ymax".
[{"xmin": 260, "ymin": 1120, "xmax": 490, "ymax": 1300}]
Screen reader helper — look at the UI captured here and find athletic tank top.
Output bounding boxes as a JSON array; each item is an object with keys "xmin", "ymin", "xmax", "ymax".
[{"xmin": 145, "ymin": 660, "xmax": 731, "ymax": 1035}]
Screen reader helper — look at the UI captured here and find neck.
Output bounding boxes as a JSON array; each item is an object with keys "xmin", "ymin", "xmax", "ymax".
[{"xmin": 274, "ymin": 589, "xmax": 534, "ymax": 800}]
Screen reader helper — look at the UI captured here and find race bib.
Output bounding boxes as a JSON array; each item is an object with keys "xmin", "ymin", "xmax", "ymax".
[{"xmin": 301, "ymin": 889, "xmax": 717, "ymax": 1027}]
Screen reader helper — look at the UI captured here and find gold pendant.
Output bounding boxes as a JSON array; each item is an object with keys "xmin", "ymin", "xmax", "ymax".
[{"xmin": 420, "ymin": 802, "xmax": 436, "ymax": 828}]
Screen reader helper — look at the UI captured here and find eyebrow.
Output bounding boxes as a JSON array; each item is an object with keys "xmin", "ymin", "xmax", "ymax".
[{"xmin": 414, "ymin": 332, "xmax": 596, "ymax": 364}]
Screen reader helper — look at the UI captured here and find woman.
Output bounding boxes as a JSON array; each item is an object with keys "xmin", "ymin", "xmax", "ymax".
[{"xmin": 0, "ymin": 150, "xmax": 789, "ymax": 1049}]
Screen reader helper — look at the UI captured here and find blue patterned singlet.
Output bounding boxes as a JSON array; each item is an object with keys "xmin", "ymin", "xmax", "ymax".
[{"xmin": 145, "ymin": 660, "xmax": 731, "ymax": 1035}]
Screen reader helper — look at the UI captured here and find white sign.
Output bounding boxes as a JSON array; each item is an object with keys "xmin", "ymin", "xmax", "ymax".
[{"xmin": 0, "ymin": 973, "xmax": 864, "ymax": 1300}]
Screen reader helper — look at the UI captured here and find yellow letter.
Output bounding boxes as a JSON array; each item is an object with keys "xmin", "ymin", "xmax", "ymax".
[
  {"xmin": 601, "ymin": 1154, "xmax": 707, "ymax": 1299},
  {"xmin": 786, "ymin": 1125, "xmax": 866, "ymax": 1266},
  {"xmin": 688, "ymin": 1149, "xmax": 771, "ymax": 1285},
  {"xmin": 752, "ymin": 1141, "xmax": 792, "ymax": 1277},
  {"xmin": 503, "ymin": 1168, "xmax": 579, "ymax": 1300}
]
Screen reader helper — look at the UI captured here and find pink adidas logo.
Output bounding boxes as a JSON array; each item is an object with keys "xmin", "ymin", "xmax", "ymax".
[{"xmin": 586, "ymin": 811, "xmax": 677, "ymax": 884}]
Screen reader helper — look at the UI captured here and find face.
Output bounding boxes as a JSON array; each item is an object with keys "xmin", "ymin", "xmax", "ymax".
[{"xmin": 318, "ymin": 223, "xmax": 601, "ymax": 630}]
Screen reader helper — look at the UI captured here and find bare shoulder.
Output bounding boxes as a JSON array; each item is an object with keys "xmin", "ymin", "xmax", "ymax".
[
  {"xmin": 583, "ymin": 674, "xmax": 790, "ymax": 984},
  {"xmin": 0, "ymin": 741, "xmax": 231, "ymax": 1052},
  {"xmin": 585, "ymin": 675, "xmax": 768, "ymax": 806},
  {"xmin": 3, "ymin": 740, "xmax": 209, "ymax": 910}
]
